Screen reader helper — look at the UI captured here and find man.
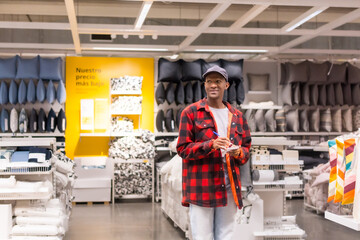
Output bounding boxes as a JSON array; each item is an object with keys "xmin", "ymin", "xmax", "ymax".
[{"xmin": 176, "ymin": 65, "xmax": 251, "ymax": 240}]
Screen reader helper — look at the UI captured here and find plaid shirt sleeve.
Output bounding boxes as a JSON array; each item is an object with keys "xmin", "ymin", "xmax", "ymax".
[{"xmin": 232, "ymin": 111, "xmax": 251, "ymax": 165}]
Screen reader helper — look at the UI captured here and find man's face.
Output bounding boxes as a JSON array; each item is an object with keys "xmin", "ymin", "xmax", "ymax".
[{"xmin": 204, "ymin": 72, "xmax": 229, "ymax": 100}]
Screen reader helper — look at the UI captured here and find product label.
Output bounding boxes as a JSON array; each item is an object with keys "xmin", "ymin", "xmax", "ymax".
[
  {"xmin": 24, "ymin": 120, "xmax": 27, "ymax": 132},
  {"xmin": 42, "ymin": 122, "xmax": 45, "ymax": 130},
  {"xmin": 51, "ymin": 118, "xmax": 54, "ymax": 129},
  {"xmin": 171, "ymin": 121, "xmax": 174, "ymax": 130},
  {"xmin": 34, "ymin": 122, "xmax": 37, "ymax": 131},
  {"xmin": 4, "ymin": 119, "xmax": 8, "ymax": 131},
  {"xmin": 62, "ymin": 119, "xmax": 66, "ymax": 130}
]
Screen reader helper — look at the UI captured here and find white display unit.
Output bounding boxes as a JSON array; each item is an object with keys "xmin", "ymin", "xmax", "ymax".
[{"xmin": 325, "ymin": 211, "xmax": 360, "ymax": 231}]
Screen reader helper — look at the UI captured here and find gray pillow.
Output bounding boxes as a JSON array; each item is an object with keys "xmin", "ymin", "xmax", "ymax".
[
  {"xmin": 343, "ymin": 83, "xmax": 352, "ymax": 106},
  {"xmin": 193, "ymin": 81, "xmax": 202, "ymax": 103},
  {"xmin": 352, "ymin": 84, "xmax": 360, "ymax": 106},
  {"xmin": 265, "ymin": 109, "xmax": 276, "ymax": 132},
  {"xmin": 222, "ymin": 88, "xmax": 228, "ymax": 103},
  {"xmin": 342, "ymin": 108, "xmax": 353, "ymax": 132},
  {"xmin": 156, "ymin": 110, "xmax": 165, "ymax": 132},
  {"xmin": 29, "ymin": 108, "xmax": 38, "ymax": 133},
  {"xmin": 185, "ymin": 82, "xmax": 193, "ymax": 104},
  {"xmin": 286, "ymin": 108, "xmax": 299, "ymax": 132},
  {"xmin": 347, "ymin": 63, "xmax": 360, "ymax": 84},
  {"xmin": 38, "ymin": 108, "xmax": 46, "ymax": 133},
  {"xmin": 301, "ymin": 83, "xmax": 310, "ymax": 105},
  {"xmin": 10, "ymin": 108, "xmax": 18, "ymax": 133},
  {"xmin": 247, "ymin": 73, "xmax": 269, "ymax": 91},
  {"xmin": 353, "ymin": 108, "xmax": 360, "ymax": 131},
  {"xmin": 9, "ymin": 80, "xmax": 18, "ymax": 105},
  {"xmin": 310, "ymin": 84, "xmax": 318, "ymax": 106},
  {"xmin": 18, "ymin": 80, "xmax": 27, "ymax": 104},
  {"xmin": 255, "ymin": 109, "xmax": 266, "ymax": 132},
  {"xmin": 19, "ymin": 108, "xmax": 28, "ymax": 133},
  {"xmin": 36, "ymin": 79, "xmax": 45, "ymax": 103},
  {"xmin": 176, "ymin": 107, "xmax": 185, "ymax": 129},
  {"xmin": 308, "ymin": 62, "xmax": 328, "ymax": 83},
  {"xmin": 56, "ymin": 80, "xmax": 66, "ymax": 104},
  {"xmin": 320, "ymin": 108, "xmax": 332, "ymax": 132},
  {"xmin": 236, "ymin": 82, "xmax": 245, "ymax": 104},
  {"xmin": 165, "ymin": 108, "xmax": 175, "ymax": 132},
  {"xmin": 281, "ymin": 84, "xmax": 292, "ymax": 105},
  {"xmin": 245, "ymin": 109, "xmax": 256, "ymax": 132},
  {"xmin": 299, "ymin": 109, "xmax": 309, "ymax": 132},
  {"xmin": 280, "ymin": 63, "xmax": 287, "ymax": 85},
  {"xmin": 155, "ymin": 83, "xmax": 165, "ymax": 105},
  {"xmin": 165, "ymin": 82, "xmax": 175, "ymax": 105},
  {"xmin": 334, "ymin": 83, "xmax": 343, "ymax": 106},
  {"xmin": 228, "ymin": 81, "xmax": 236, "ymax": 104},
  {"xmin": 0, "ymin": 81, "xmax": 8, "ymax": 104},
  {"xmin": 57, "ymin": 109, "xmax": 66, "ymax": 133},
  {"xmin": 332, "ymin": 108, "xmax": 342, "ymax": 132},
  {"xmin": 275, "ymin": 109, "xmax": 286, "ymax": 132},
  {"xmin": 46, "ymin": 108, "xmax": 57, "ymax": 132},
  {"xmin": 292, "ymin": 83, "xmax": 300, "ymax": 105},
  {"xmin": 175, "ymin": 82, "xmax": 185, "ymax": 105},
  {"xmin": 318, "ymin": 84, "xmax": 327, "ymax": 106},
  {"xmin": 286, "ymin": 61, "xmax": 309, "ymax": 83},
  {"xmin": 326, "ymin": 84, "xmax": 335, "ymax": 106},
  {"xmin": 27, "ymin": 79, "xmax": 36, "ymax": 104},
  {"xmin": 0, "ymin": 109, "xmax": 9, "ymax": 132},
  {"xmin": 310, "ymin": 108, "xmax": 320, "ymax": 132}
]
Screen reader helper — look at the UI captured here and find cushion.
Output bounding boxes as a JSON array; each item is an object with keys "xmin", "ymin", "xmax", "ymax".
[
  {"xmin": 46, "ymin": 80, "xmax": 56, "ymax": 104},
  {"xmin": 248, "ymin": 73, "xmax": 269, "ymax": 91},
  {"xmin": 292, "ymin": 83, "xmax": 300, "ymax": 105},
  {"xmin": 352, "ymin": 84, "xmax": 360, "ymax": 106},
  {"xmin": 264, "ymin": 109, "xmax": 276, "ymax": 132},
  {"xmin": 275, "ymin": 109, "xmax": 286, "ymax": 132},
  {"xmin": 201, "ymin": 59, "xmax": 222, "ymax": 77},
  {"xmin": 175, "ymin": 82, "xmax": 185, "ymax": 105},
  {"xmin": 347, "ymin": 63, "xmax": 360, "ymax": 84},
  {"xmin": 299, "ymin": 109, "xmax": 309, "ymax": 132},
  {"xmin": 228, "ymin": 81, "xmax": 236, "ymax": 104},
  {"xmin": 286, "ymin": 61, "xmax": 308, "ymax": 83},
  {"xmin": 10, "ymin": 108, "xmax": 18, "ymax": 133},
  {"xmin": 29, "ymin": 108, "xmax": 38, "ymax": 132},
  {"xmin": 255, "ymin": 109, "xmax": 266, "ymax": 132},
  {"xmin": 286, "ymin": 108, "xmax": 299, "ymax": 132},
  {"xmin": 155, "ymin": 83, "xmax": 165, "ymax": 105},
  {"xmin": 156, "ymin": 110, "xmax": 165, "ymax": 132},
  {"xmin": 158, "ymin": 58, "xmax": 181, "ymax": 83},
  {"xmin": 165, "ymin": 82, "xmax": 175, "ymax": 105},
  {"xmin": 334, "ymin": 83, "xmax": 344, "ymax": 106},
  {"xmin": 308, "ymin": 62, "xmax": 328, "ymax": 83},
  {"xmin": 18, "ymin": 80, "xmax": 27, "ymax": 104},
  {"xmin": 353, "ymin": 108, "xmax": 360, "ymax": 130},
  {"xmin": 326, "ymin": 84, "xmax": 335, "ymax": 106},
  {"xmin": 318, "ymin": 84, "xmax": 327, "ymax": 106},
  {"xmin": 185, "ymin": 82, "xmax": 193, "ymax": 104},
  {"xmin": 320, "ymin": 108, "xmax": 332, "ymax": 132},
  {"xmin": 201, "ymin": 83, "xmax": 207, "ymax": 99},
  {"xmin": 236, "ymin": 82, "xmax": 245, "ymax": 104},
  {"xmin": 0, "ymin": 56, "xmax": 17, "ymax": 79},
  {"xmin": 181, "ymin": 59, "xmax": 202, "ymax": 82},
  {"xmin": 310, "ymin": 84, "xmax": 318, "ymax": 106},
  {"xmin": 9, "ymin": 80, "xmax": 18, "ymax": 104},
  {"xmin": 245, "ymin": 109, "xmax": 256, "ymax": 132},
  {"xmin": 222, "ymin": 59, "xmax": 243, "ymax": 83},
  {"xmin": 342, "ymin": 83, "xmax": 352, "ymax": 106},
  {"xmin": 39, "ymin": 57, "xmax": 63, "ymax": 81},
  {"xmin": 332, "ymin": 108, "xmax": 342, "ymax": 132},
  {"xmin": 342, "ymin": 108, "xmax": 353, "ymax": 132},
  {"xmin": 38, "ymin": 108, "xmax": 46, "ymax": 133},
  {"xmin": 46, "ymin": 108, "xmax": 57, "ymax": 132},
  {"xmin": 309, "ymin": 108, "xmax": 320, "ymax": 132},
  {"xmin": 280, "ymin": 63, "xmax": 287, "ymax": 85},
  {"xmin": 176, "ymin": 107, "xmax": 185, "ymax": 129},
  {"xmin": 165, "ymin": 108, "xmax": 175, "ymax": 132},
  {"xmin": 0, "ymin": 81, "xmax": 8, "ymax": 104},
  {"xmin": 0, "ymin": 109, "xmax": 9, "ymax": 132},
  {"xmin": 36, "ymin": 79, "xmax": 46, "ymax": 103},
  {"xmin": 15, "ymin": 56, "xmax": 39, "ymax": 79},
  {"xmin": 301, "ymin": 83, "xmax": 310, "ymax": 105},
  {"xmin": 57, "ymin": 109, "xmax": 66, "ymax": 133},
  {"xmin": 222, "ymin": 88, "xmax": 228, "ymax": 103},
  {"xmin": 56, "ymin": 80, "xmax": 66, "ymax": 104},
  {"xmin": 327, "ymin": 62, "xmax": 346, "ymax": 83},
  {"xmin": 193, "ymin": 81, "xmax": 202, "ymax": 103},
  {"xmin": 27, "ymin": 79, "xmax": 36, "ymax": 103},
  {"xmin": 11, "ymin": 151, "xmax": 29, "ymax": 163},
  {"xmin": 19, "ymin": 108, "xmax": 28, "ymax": 133},
  {"xmin": 240, "ymin": 160, "xmax": 252, "ymax": 187},
  {"xmin": 281, "ymin": 83, "xmax": 292, "ymax": 105}
]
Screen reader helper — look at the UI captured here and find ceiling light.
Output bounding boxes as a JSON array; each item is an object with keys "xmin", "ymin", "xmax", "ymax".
[
  {"xmin": 92, "ymin": 47, "xmax": 168, "ymax": 52},
  {"xmin": 123, "ymin": 34, "xmax": 129, "ymax": 39},
  {"xmin": 139, "ymin": 34, "xmax": 144, "ymax": 39},
  {"xmin": 134, "ymin": 1, "xmax": 153, "ymax": 30},
  {"xmin": 195, "ymin": 49, "xmax": 268, "ymax": 53},
  {"xmin": 170, "ymin": 54, "xmax": 179, "ymax": 60},
  {"xmin": 285, "ymin": 9, "xmax": 325, "ymax": 32},
  {"xmin": 152, "ymin": 35, "xmax": 158, "ymax": 40}
]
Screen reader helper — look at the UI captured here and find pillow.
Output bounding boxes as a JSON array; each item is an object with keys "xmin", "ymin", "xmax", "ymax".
[
  {"xmin": 165, "ymin": 108, "xmax": 175, "ymax": 132},
  {"xmin": 248, "ymin": 73, "xmax": 269, "ymax": 91},
  {"xmin": 181, "ymin": 59, "xmax": 202, "ymax": 82},
  {"xmin": 334, "ymin": 83, "xmax": 344, "ymax": 106},
  {"xmin": 201, "ymin": 59, "xmax": 222, "ymax": 77},
  {"xmin": 255, "ymin": 109, "xmax": 266, "ymax": 132},
  {"xmin": 310, "ymin": 84, "xmax": 318, "ymax": 106},
  {"xmin": 318, "ymin": 84, "xmax": 327, "ymax": 106},
  {"xmin": 16, "ymin": 56, "xmax": 39, "ymax": 79},
  {"xmin": 292, "ymin": 83, "xmax": 300, "ymax": 105},
  {"xmin": 0, "ymin": 81, "xmax": 8, "ymax": 104},
  {"xmin": 352, "ymin": 84, "xmax": 360, "ymax": 105},
  {"xmin": 236, "ymin": 82, "xmax": 245, "ymax": 104},
  {"xmin": 286, "ymin": 61, "xmax": 308, "ymax": 83},
  {"xmin": 156, "ymin": 110, "xmax": 165, "ymax": 132},
  {"xmin": 36, "ymin": 79, "xmax": 45, "ymax": 103},
  {"xmin": 280, "ymin": 63, "xmax": 287, "ymax": 85},
  {"xmin": 39, "ymin": 57, "xmax": 63, "ymax": 81},
  {"xmin": 185, "ymin": 82, "xmax": 193, "ymax": 104},
  {"xmin": 193, "ymin": 81, "xmax": 202, "ymax": 103},
  {"xmin": 18, "ymin": 80, "xmax": 27, "ymax": 104},
  {"xmin": 175, "ymin": 82, "xmax": 185, "ymax": 105},
  {"xmin": 327, "ymin": 62, "xmax": 346, "ymax": 83},
  {"xmin": 10, "ymin": 108, "xmax": 18, "ymax": 133},
  {"xmin": 27, "ymin": 79, "xmax": 36, "ymax": 103},
  {"xmin": 158, "ymin": 58, "xmax": 181, "ymax": 83},
  {"xmin": 46, "ymin": 80, "xmax": 56, "ymax": 104},
  {"xmin": 57, "ymin": 109, "xmax": 66, "ymax": 133},
  {"xmin": 347, "ymin": 63, "xmax": 360, "ymax": 84},
  {"xmin": 353, "ymin": 108, "xmax": 360, "ymax": 131},
  {"xmin": 275, "ymin": 109, "xmax": 286, "ymax": 132},
  {"xmin": 264, "ymin": 109, "xmax": 276, "ymax": 132},
  {"xmin": 332, "ymin": 108, "xmax": 342, "ymax": 132},
  {"xmin": 9, "ymin": 80, "xmax": 18, "ymax": 104},
  {"xmin": 46, "ymin": 108, "xmax": 57, "ymax": 132},
  {"xmin": 222, "ymin": 59, "xmax": 243, "ymax": 83},
  {"xmin": 286, "ymin": 108, "xmax": 299, "ymax": 132},
  {"xmin": 29, "ymin": 108, "xmax": 38, "ymax": 132},
  {"xmin": 57, "ymin": 80, "xmax": 66, "ymax": 104},
  {"xmin": 342, "ymin": 108, "xmax": 353, "ymax": 132},
  {"xmin": 155, "ymin": 83, "xmax": 165, "ymax": 105},
  {"xmin": 222, "ymin": 88, "xmax": 228, "ymax": 103},
  {"xmin": 326, "ymin": 84, "xmax": 335, "ymax": 106},
  {"xmin": 165, "ymin": 82, "xmax": 175, "ymax": 105},
  {"xmin": 0, "ymin": 56, "xmax": 17, "ymax": 79},
  {"xmin": 201, "ymin": 83, "xmax": 207, "ymax": 99},
  {"xmin": 320, "ymin": 108, "xmax": 332, "ymax": 132},
  {"xmin": 228, "ymin": 81, "xmax": 236, "ymax": 104},
  {"xmin": 176, "ymin": 107, "xmax": 185, "ymax": 129},
  {"xmin": 19, "ymin": 108, "xmax": 28, "ymax": 133},
  {"xmin": 301, "ymin": 83, "xmax": 310, "ymax": 105},
  {"xmin": 0, "ymin": 109, "xmax": 9, "ymax": 132},
  {"xmin": 308, "ymin": 62, "xmax": 328, "ymax": 83},
  {"xmin": 240, "ymin": 160, "xmax": 252, "ymax": 187},
  {"xmin": 309, "ymin": 108, "xmax": 320, "ymax": 132},
  {"xmin": 38, "ymin": 108, "xmax": 46, "ymax": 133},
  {"xmin": 245, "ymin": 109, "xmax": 256, "ymax": 132},
  {"xmin": 281, "ymin": 83, "xmax": 292, "ymax": 105},
  {"xmin": 343, "ymin": 83, "xmax": 352, "ymax": 106},
  {"xmin": 299, "ymin": 109, "xmax": 309, "ymax": 132}
]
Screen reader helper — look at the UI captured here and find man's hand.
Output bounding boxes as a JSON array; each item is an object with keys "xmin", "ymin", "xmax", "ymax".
[
  {"xmin": 228, "ymin": 147, "xmax": 243, "ymax": 158},
  {"xmin": 212, "ymin": 137, "xmax": 231, "ymax": 150}
]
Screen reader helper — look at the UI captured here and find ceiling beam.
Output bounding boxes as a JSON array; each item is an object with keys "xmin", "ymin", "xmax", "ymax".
[
  {"xmin": 0, "ymin": 43, "xmax": 74, "ymax": 50},
  {"xmin": 229, "ymin": 4, "xmax": 270, "ymax": 31},
  {"xmin": 64, "ymin": 0, "xmax": 81, "ymax": 54},
  {"xmin": 134, "ymin": 1, "xmax": 153, "ymax": 30}
]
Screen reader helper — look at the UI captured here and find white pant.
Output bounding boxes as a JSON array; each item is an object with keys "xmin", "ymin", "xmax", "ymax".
[{"xmin": 189, "ymin": 187, "xmax": 236, "ymax": 240}]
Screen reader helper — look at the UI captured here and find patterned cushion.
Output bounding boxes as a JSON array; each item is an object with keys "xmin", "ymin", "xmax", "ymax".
[
  {"xmin": 19, "ymin": 108, "xmax": 28, "ymax": 133},
  {"xmin": 0, "ymin": 56, "xmax": 17, "ymax": 79},
  {"xmin": 352, "ymin": 108, "xmax": 360, "ymax": 130},
  {"xmin": 332, "ymin": 108, "xmax": 342, "ymax": 132},
  {"xmin": 320, "ymin": 108, "xmax": 332, "ymax": 132},
  {"xmin": 175, "ymin": 82, "xmax": 185, "ymax": 105},
  {"xmin": 155, "ymin": 83, "xmax": 165, "ymax": 105},
  {"xmin": 39, "ymin": 57, "xmax": 63, "ymax": 81},
  {"xmin": 275, "ymin": 109, "xmax": 286, "ymax": 132},
  {"xmin": 16, "ymin": 56, "xmax": 39, "ymax": 79},
  {"xmin": 10, "ymin": 108, "xmax": 18, "ymax": 133}
]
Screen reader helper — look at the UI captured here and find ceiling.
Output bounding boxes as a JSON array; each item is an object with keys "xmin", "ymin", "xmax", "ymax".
[{"xmin": 1, "ymin": 0, "xmax": 360, "ymax": 61}]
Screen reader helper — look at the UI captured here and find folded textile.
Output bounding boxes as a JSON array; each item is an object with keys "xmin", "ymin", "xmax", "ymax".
[
  {"xmin": 0, "ymin": 175, "xmax": 16, "ymax": 188},
  {"xmin": 15, "ymin": 216, "xmax": 65, "ymax": 227},
  {"xmin": 12, "ymin": 225, "xmax": 65, "ymax": 236},
  {"xmin": 11, "ymin": 151, "xmax": 29, "ymax": 163}
]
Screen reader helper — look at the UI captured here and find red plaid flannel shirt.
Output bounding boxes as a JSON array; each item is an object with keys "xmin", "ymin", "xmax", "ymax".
[{"xmin": 177, "ymin": 99, "xmax": 251, "ymax": 209}]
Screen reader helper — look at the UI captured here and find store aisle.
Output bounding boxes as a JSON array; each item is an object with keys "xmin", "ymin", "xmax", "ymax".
[{"xmin": 65, "ymin": 200, "xmax": 360, "ymax": 240}]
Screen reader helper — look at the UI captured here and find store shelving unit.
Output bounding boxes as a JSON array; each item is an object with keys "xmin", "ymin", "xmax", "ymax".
[{"xmin": 325, "ymin": 211, "xmax": 360, "ymax": 231}]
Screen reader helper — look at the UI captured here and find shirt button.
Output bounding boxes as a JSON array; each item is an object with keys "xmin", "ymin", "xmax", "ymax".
[
  {"xmin": 204, "ymin": 124, "xmax": 206, "ymax": 127},
  {"xmin": 232, "ymin": 123, "xmax": 235, "ymax": 125},
  {"xmin": 232, "ymin": 170, "xmax": 235, "ymax": 173},
  {"xmin": 236, "ymin": 186, "xmax": 239, "ymax": 189},
  {"xmin": 231, "ymin": 138, "xmax": 233, "ymax": 140},
  {"xmin": 220, "ymin": 167, "xmax": 222, "ymax": 170},
  {"xmin": 222, "ymin": 185, "xmax": 224, "ymax": 188}
]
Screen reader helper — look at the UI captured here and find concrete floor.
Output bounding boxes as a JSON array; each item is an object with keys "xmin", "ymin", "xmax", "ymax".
[{"xmin": 65, "ymin": 199, "xmax": 360, "ymax": 240}]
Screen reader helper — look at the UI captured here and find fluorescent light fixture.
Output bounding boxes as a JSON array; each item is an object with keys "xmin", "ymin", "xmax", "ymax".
[
  {"xmin": 92, "ymin": 47, "xmax": 168, "ymax": 52},
  {"xmin": 134, "ymin": 1, "xmax": 153, "ymax": 30},
  {"xmin": 285, "ymin": 9, "xmax": 325, "ymax": 32},
  {"xmin": 195, "ymin": 49, "xmax": 268, "ymax": 53}
]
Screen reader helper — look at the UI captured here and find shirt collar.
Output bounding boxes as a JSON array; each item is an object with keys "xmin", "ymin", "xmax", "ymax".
[{"xmin": 196, "ymin": 98, "xmax": 238, "ymax": 116}]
